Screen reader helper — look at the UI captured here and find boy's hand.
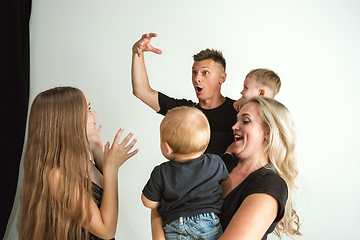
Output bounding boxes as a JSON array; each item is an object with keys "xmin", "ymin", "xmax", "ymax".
[
  {"xmin": 132, "ymin": 33, "xmax": 162, "ymax": 57},
  {"xmin": 233, "ymin": 98, "xmax": 244, "ymax": 112}
]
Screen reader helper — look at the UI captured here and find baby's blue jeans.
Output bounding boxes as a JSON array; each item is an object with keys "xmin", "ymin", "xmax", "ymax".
[{"xmin": 163, "ymin": 213, "xmax": 223, "ymax": 240}]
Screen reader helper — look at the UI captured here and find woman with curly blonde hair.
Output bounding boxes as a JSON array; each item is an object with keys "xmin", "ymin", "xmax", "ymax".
[
  {"xmin": 17, "ymin": 86, "xmax": 138, "ymax": 240},
  {"xmin": 218, "ymin": 96, "xmax": 301, "ymax": 240}
]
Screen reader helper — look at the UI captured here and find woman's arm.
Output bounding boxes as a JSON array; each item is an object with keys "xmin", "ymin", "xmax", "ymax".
[
  {"xmin": 219, "ymin": 193, "xmax": 278, "ymax": 240},
  {"xmin": 151, "ymin": 209, "xmax": 166, "ymax": 240},
  {"xmin": 88, "ymin": 129, "xmax": 138, "ymax": 239},
  {"xmin": 48, "ymin": 129, "xmax": 138, "ymax": 239}
]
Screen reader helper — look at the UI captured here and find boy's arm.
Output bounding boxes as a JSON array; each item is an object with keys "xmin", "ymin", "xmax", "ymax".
[
  {"xmin": 141, "ymin": 193, "xmax": 160, "ymax": 209},
  {"xmin": 131, "ymin": 33, "xmax": 162, "ymax": 112}
]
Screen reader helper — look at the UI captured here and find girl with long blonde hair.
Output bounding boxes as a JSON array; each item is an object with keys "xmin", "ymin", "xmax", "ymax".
[
  {"xmin": 218, "ymin": 96, "xmax": 301, "ymax": 240},
  {"xmin": 18, "ymin": 86, "xmax": 138, "ymax": 240}
]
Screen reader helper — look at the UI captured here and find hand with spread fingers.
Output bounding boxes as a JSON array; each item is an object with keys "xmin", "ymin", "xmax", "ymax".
[
  {"xmin": 132, "ymin": 33, "xmax": 162, "ymax": 57},
  {"xmin": 103, "ymin": 128, "xmax": 139, "ymax": 172}
]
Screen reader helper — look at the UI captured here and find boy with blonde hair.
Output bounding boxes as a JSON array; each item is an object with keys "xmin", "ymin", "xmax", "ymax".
[
  {"xmin": 233, "ymin": 68, "xmax": 281, "ymax": 111},
  {"xmin": 142, "ymin": 106, "xmax": 228, "ymax": 240}
]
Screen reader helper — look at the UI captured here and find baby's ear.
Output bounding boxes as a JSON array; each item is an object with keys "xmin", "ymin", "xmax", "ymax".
[{"xmin": 164, "ymin": 141, "xmax": 173, "ymax": 154}]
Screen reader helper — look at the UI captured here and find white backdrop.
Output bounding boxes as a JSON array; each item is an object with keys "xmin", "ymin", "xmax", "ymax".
[{"xmin": 5, "ymin": 0, "xmax": 360, "ymax": 239}]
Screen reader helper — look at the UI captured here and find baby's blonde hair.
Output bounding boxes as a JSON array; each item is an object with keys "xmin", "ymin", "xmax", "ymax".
[{"xmin": 160, "ymin": 106, "xmax": 210, "ymax": 155}]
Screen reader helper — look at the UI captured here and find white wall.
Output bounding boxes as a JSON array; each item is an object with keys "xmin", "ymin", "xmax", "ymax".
[{"xmin": 5, "ymin": 0, "xmax": 360, "ymax": 239}]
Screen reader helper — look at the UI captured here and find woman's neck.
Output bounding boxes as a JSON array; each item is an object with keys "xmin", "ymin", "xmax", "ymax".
[
  {"xmin": 235, "ymin": 151, "xmax": 268, "ymax": 172},
  {"xmin": 237, "ymin": 159, "xmax": 267, "ymax": 173},
  {"xmin": 221, "ymin": 154, "xmax": 267, "ymax": 199}
]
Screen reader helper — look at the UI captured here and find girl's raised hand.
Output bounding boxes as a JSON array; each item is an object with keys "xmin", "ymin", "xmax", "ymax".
[{"xmin": 103, "ymin": 128, "xmax": 139, "ymax": 172}]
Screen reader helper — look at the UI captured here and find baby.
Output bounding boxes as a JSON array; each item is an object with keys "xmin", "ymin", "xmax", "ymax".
[{"xmin": 142, "ymin": 106, "xmax": 228, "ymax": 240}]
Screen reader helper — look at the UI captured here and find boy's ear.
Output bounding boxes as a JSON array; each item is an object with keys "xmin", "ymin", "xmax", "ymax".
[
  {"xmin": 259, "ymin": 88, "xmax": 266, "ymax": 97},
  {"xmin": 164, "ymin": 141, "xmax": 173, "ymax": 154}
]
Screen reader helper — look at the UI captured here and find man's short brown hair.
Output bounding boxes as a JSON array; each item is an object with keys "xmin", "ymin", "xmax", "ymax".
[{"xmin": 193, "ymin": 49, "xmax": 226, "ymax": 72}]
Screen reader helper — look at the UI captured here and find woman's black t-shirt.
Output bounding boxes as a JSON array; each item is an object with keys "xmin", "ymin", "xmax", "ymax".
[{"xmin": 219, "ymin": 153, "xmax": 288, "ymax": 240}]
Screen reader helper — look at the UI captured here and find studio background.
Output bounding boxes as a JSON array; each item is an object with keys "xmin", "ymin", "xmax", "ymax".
[{"xmin": 4, "ymin": 0, "xmax": 360, "ymax": 239}]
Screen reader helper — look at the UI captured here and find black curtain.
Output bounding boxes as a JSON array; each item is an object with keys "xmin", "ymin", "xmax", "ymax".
[{"xmin": 0, "ymin": 0, "xmax": 32, "ymax": 238}]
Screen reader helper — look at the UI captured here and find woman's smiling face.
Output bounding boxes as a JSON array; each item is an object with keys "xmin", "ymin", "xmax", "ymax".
[{"xmin": 232, "ymin": 102, "xmax": 268, "ymax": 161}]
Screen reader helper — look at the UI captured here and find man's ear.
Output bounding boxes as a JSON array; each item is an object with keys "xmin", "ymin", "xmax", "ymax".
[
  {"xmin": 259, "ymin": 88, "xmax": 266, "ymax": 97},
  {"xmin": 219, "ymin": 72, "xmax": 227, "ymax": 84},
  {"xmin": 164, "ymin": 141, "xmax": 173, "ymax": 155}
]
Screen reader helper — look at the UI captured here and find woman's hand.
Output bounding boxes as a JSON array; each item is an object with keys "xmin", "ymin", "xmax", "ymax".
[
  {"xmin": 103, "ymin": 128, "xmax": 139, "ymax": 172},
  {"xmin": 89, "ymin": 125, "xmax": 103, "ymax": 152},
  {"xmin": 89, "ymin": 125, "xmax": 104, "ymax": 171}
]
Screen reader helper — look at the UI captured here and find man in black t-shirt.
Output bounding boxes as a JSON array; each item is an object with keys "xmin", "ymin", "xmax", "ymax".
[{"xmin": 131, "ymin": 33, "xmax": 237, "ymax": 154}]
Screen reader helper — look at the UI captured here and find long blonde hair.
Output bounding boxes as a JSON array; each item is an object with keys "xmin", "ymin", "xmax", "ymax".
[
  {"xmin": 245, "ymin": 97, "xmax": 301, "ymax": 238},
  {"xmin": 18, "ymin": 87, "xmax": 93, "ymax": 240}
]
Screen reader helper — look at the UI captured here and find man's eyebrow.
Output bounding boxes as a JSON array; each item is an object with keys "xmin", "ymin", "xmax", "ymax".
[{"xmin": 192, "ymin": 66, "xmax": 210, "ymax": 69}]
